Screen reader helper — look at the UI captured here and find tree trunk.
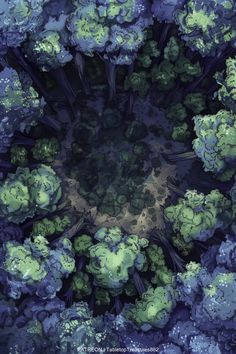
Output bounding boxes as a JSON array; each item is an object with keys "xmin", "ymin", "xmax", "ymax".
[
  {"xmin": 163, "ymin": 151, "xmax": 197, "ymax": 163},
  {"xmin": 158, "ymin": 231, "xmax": 185, "ymax": 272},
  {"xmin": 63, "ymin": 287, "xmax": 73, "ymax": 306},
  {"xmin": 128, "ymin": 92, "xmax": 134, "ymax": 115},
  {"xmin": 89, "ymin": 291, "xmax": 95, "ymax": 311},
  {"xmin": 105, "ymin": 61, "xmax": 117, "ymax": 101},
  {"xmin": 75, "ymin": 52, "xmax": 91, "ymax": 95},
  {"xmin": 133, "ymin": 271, "xmax": 146, "ymax": 296},
  {"xmin": 127, "ymin": 63, "xmax": 134, "ymax": 114},
  {"xmin": 77, "ymin": 256, "xmax": 86, "ymax": 271},
  {"xmin": 167, "ymin": 178, "xmax": 185, "ymax": 197},
  {"xmin": 158, "ymin": 23, "xmax": 172, "ymax": 53},
  {"xmin": 51, "ymin": 67, "xmax": 76, "ymax": 106},
  {"xmin": 114, "ymin": 295, "xmax": 123, "ymax": 315}
]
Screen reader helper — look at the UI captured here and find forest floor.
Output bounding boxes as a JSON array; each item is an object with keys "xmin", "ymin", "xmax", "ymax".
[{"xmin": 54, "ymin": 91, "xmax": 194, "ymax": 235}]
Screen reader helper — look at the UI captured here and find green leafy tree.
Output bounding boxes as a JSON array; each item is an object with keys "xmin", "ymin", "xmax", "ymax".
[
  {"xmin": 215, "ymin": 57, "xmax": 236, "ymax": 113},
  {"xmin": 184, "ymin": 93, "xmax": 206, "ymax": 114},
  {"xmin": 124, "ymin": 72, "xmax": 150, "ymax": 97},
  {"xmin": 176, "ymin": 261, "xmax": 202, "ymax": 305},
  {"xmin": 175, "ymin": 0, "xmax": 236, "ymax": 56},
  {"xmin": 0, "ymin": 0, "xmax": 46, "ymax": 52},
  {"xmin": 0, "ymin": 67, "xmax": 44, "ymax": 152},
  {"xmin": 174, "ymin": 55, "xmax": 201, "ymax": 82},
  {"xmin": 151, "ymin": 61, "xmax": 177, "ymax": 90},
  {"xmin": 95, "ymin": 288, "xmax": 111, "ymax": 306},
  {"xmin": 171, "ymin": 123, "xmax": 190, "ymax": 142},
  {"xmin": 86, "ymin": 227, "xmax": 149, "ymax": 295},
  {"xmin": 166, "ymin": 103, "xmax": 187, "ymax": 122},
  {"xmin": 164, "ymin": 36, "xmax": 202, "ymax": 82},
  {"xmin": 137, "ymin": 40, "xmax": 160, "ymax": 68},
  {"xmin": 10, "ymin": 145, "xmax": 28, "ymax": 167},
  {"xmin": 172, "ymin": 235, "xmax": 194, "ymax": 256},
  {"xmin": 193, "ymin": 110, "xmax": 236, "ymax": 180},
  {"xmin": 1, "ymin": 236, "xmax": 75, "ymax": 299},
  {"xmin": 146, "ymin": 245, "xmax": 173, "ymax": 286},
  {"xmin": 73, "ymin": 234, "xmax": 93, "ymax": 256},
  {"xmin": 123, "ymin": 284, "xmax": 177, "ymax": 331},
  {"xmin": 0, "ymin": 167, "xmax": 32, "ymax": 223},
  {"xmin": 49, "ymin": 303, "xmax": 120, "ymax": 352},
  {"xmin": 0, "ymin": 165, "xmax": 62, "ymax": 224},
  {"xmin": 164, "ymin": 36, "xmax": 183, "ymax": 63},
  {"xmin": 31, "ymin": 138, "xmax": 60, "ymax": 163},
  {"xmin": 164, "ymin": 189, "xmax": 232, "ymax": 244},
  {"xmin": 25, "ymin": 31, "xmax": 73, "ymax": 71},
  {"xmin": 67, "ymin": 0, "xmax": 152, "ymax": 65},
  {"xmin": 142, "ymin": 40, "xmax": 160, "ymax": 58},
  {"xmin": 27, "ymin": 164, "xmax": 62, "ymax": 214},
  {"xmin": 125, "ymin": 35, "xmax": 202, "ymax": 98},
  {"xmin": 31, "ymin": 215, "xmax": 71, "ymax": 238},
  {"xmin": 4, "ymin": 239, "xmax": 47, "ymax": 283},
  {"xmin": 72, "ymin": 271, "xmax": 92, "ymax": 300}
]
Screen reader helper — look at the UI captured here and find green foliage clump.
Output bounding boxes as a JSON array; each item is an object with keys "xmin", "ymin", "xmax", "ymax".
[
  {"xmin": 146, "ymin": 245, "xmax": 173, "ymax": 286},
  {"xmin": 0, "ymin": 67, "xmax": 44, "ymax": 153},
  {"xmin": 175, "ymin": 0, "xmax": 236, "ymax": 56},
  {"xmin": 95, "ymin": 288, "xmax": 111, "ymax": 306},
  {"xmin": 123, "ymin": 284, "xmax": 177, "ymax": 331},
  {"xmin": 86, "ymin": 227, "xmax": 149, "ymax": 295},
  {"xmin": 31, "ymin": 138, "xmax": 60, "ymax": 163},
  {"xmin": 193, "ymin": 110, "xmax": 236, "ymax": 179},
  {"xmin": 49, "ymin": 302, "xmax": 120, "ymax": 352},
  {"xmin": 174, "ymin": 56, "xmax": 201, "ymax": 82},
  {"xmin": 162, "ymin": 36, "xmax": 202, "ymax": 82},
  {"xmin": 184, "ymin": 93, "xmax": 206, "ymax": 114},
  {"xmin": 68, "ymin": 4, "xmax": 109, "ymax": 53},
  {"xmin": 72, "ymin": 271, "xmax": 92, "ymax": 300},
  {"xmin": 138, "ymin": 40, "xmax": 160, "ymax": 68},
  {"xmin": 176, "ymin": 261, "xmax": 202, "ymax": 304},
  {"xmin": 124, "ymin": 72, "xmax": 150, "ymax": 97},
  {"xmin": 164, "ymin": 36, "xmax": 182, "ymax": 62},
  {"xmin": 172, "ymin": 235, "xmax": 194, "ymax": 256},
  {"xmin": 73, "ymin": 234, "xmax": 93, "ymax": 256},
  {"xmin": 166, "ymin": 103, "xmax": 188, "ymax": 122},
  {"xmin": 4, "ymin": 239, "xmax": 47, "ymax": 283},
  {"xmin": 25, "ymin": 31, "xmax": 73, "ymax": 71},
  {"xmin": 143, "ymin": 40, "xmax": 160, "ymax": 58},
  {"xmin": 67, "ymin": 0, "xmax": 151, "ymax": 65},
  {"xmin": 0, "ymin": 165, "xmax": 62, "ymax": 224},
  {"xmin": 151, "ymin": 60, "xmax": 177, "ymax": 90},
  {"xmin": 201, "ymin": 272, "xmax": 236, "ymax": 320},
  {"xmin": 171, "ymin": 123, "xmax": 190, "ymax": 142},
  {"xmin": 10, "ymin": 145, "xmax": 28, "ymax": 167},
  {"xmin": 164, "ymin": 189, "xmax": 232, "ymax": 244},
  {"xmin": 215, "ymin": 57, "xmax": 236, "ymax": 113},
  {"xmin": 131, "ymin": 36, "xmax": 202, "ymax": 95},
  {"xmin": 31, "ymin": 215, "xmax": 71, "ymax": 238},
  {"xmin": 0, "ymin": 167, "xmax": 33, "ymax": 224},
  {"xmin": 27, "ymin": 165, "xmax": 62, "ymax": 214},
  {"xmin": 2, "ymin": 236, "xmax": 75, "ymax": 299}
]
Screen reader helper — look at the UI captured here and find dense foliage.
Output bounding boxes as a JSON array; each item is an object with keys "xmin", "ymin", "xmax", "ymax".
[{"xmin": 0, "ymin": 1, "xmax": 235, "ymax": 353}]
